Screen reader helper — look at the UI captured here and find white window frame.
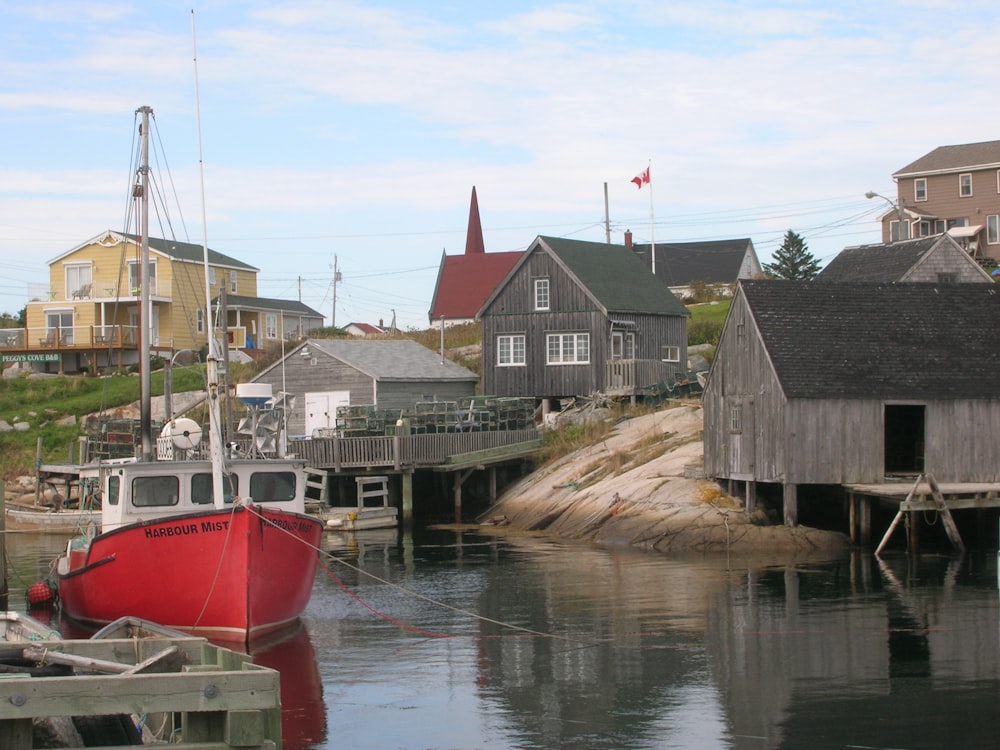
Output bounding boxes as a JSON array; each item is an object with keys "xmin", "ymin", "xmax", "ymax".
[
  {"xmin": 546, "ymin": 333, "xmax": 589, "ymax": 365},
  {"xmin": 988, "ymin": 215, "xmax": 1000, "ymax": 245},
  {"xmin": 208, "ymin": 267, "xmax": 216, "ymax": 287},
  {"xmin": 63, "ymin": 262, "xmax": 93, "ymax": 299},
  {"xmin": 996, "ymin": 169, "xmax": 1000, "ymax": 194},
  {"xmin": 127, "ymin": 259, "xmax": 156, "ymax": 295},
  {"xmin": 661, "ymin": 345, "xmax": 680, "ymax": 363},
  {"xmin": 497, "ymin": 334, "xmax": 526, "ymax": 366},
  {"xmin": 534, "ymin": 278, "xmax": 550, "ymax": 311},
  {"xmin": 230, "ymin": 270, "xmax": 237, "ymax": 294},
  {"xmin": 914, "ymin": 178, "xmax": 927, "ymax": 202},
  {"xmin": 265, "ymin": 313, "xmax": 278, "ymax": 339},
  {"xmin": 959, "ymin": 173, "xmax": 973, "ymax": 197}
]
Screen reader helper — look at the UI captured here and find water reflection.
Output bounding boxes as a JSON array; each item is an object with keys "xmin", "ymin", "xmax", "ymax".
[{"xmin": 7, "ymin": 528, "xmax": 1000, "ymax": 749}]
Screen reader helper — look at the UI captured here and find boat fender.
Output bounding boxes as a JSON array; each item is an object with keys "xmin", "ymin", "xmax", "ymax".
[{"xmin": 27, "ymin": 580, "xmax": 57, "ymax": 608}]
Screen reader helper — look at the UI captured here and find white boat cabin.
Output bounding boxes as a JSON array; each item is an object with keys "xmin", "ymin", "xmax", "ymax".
[{"xmin": 90, "ymin": 458, "xmax": 308, "ymax": 532}]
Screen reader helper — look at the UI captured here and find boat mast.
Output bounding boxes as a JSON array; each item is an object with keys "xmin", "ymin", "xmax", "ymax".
[
  {"xmin": 137, "ymin": 106, "xmax": 153, "ymax": 461},
  {"xmin": 192, "ymin": 12, "xmax": 227, "ymax": 508}
]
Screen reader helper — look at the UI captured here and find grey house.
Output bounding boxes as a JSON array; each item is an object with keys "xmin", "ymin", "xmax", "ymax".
[
  {"xmin": 816, "ymin": 235, "xmax": 994, "ymax": 283},
  {"xmin": 625, "ymin": 233, "xmax": 764, "ymax": 298},
  {"xmin": 478, "ymin": 235, "xmax": 689, "ymax": 405},
  {"xmin": 703, "ymin": 280, "xmax": 1000, "ymax": 523},
  {"xmin": 252, "ymin": 338, "xmax": 478, "ymax": 436}
]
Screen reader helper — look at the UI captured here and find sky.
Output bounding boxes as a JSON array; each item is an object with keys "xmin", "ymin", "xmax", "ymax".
[{"xmin": 2, "ymin": 1, "xmax": 999, "ymax": 330}]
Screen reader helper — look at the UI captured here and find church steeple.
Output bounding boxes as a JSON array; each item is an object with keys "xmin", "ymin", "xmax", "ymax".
[{"xmin": 464, "ymin": 186, "xmax": 485, "ymax": 255}]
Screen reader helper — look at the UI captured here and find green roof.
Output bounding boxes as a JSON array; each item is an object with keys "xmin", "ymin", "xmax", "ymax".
[
  {"xmin": 537, "ymin": 236, "xmax": 689, "ymax": 316},
  {"xmin": 121, "ymin": 232, "xmax": 257, "ymax": 271}
]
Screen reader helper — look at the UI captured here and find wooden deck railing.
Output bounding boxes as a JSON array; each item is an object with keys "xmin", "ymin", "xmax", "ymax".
[{"xmin": 289, "ymin": 430, "xmax": 540, "ymax": 471}]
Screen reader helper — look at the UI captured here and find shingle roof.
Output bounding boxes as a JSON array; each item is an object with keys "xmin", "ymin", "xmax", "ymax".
[
  {"xmin": 630, "ymin": 238, "xmax": 755, "ymax": 286},
  {"xmin": 222, "ymin": 294, "xmax": 324, "ymax": 317},
  {"xmin": 739, "ymin": 280, "xmax": 1000, "ymax": 399},
  {"xmin": 121, "ymin": 232, "xmax": 257, "ymax": 271},
  {"xmin": 304, "ymin": 339, "xmax": 478, "ymax": 382},
  {"xmin": 815, "ymin": 237, "xmax": 941, "ymax": 282},
  {"xmin": 537, "ymin": 236, "xmax": 689, "ymax": 316},
  {"xmin": 894, "ymin": 140, "xmax": 1000, "ymax": 177}
]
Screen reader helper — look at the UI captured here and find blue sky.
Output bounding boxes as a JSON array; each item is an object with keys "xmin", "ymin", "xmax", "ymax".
[{"xmin": 2, "ymin": 1, "xmax": 999, "ymax": 329}]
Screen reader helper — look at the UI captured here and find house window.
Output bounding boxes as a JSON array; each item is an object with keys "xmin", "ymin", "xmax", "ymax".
[
  {"xmin": 196, "ymin": 307, "xmax": 205, "ymax": 334},
  {"xmin": 890, "ymin": 219, "xmax": 910, "ymax": 242},
  {"xmin": 917, "ymin": 220, "xmax": 932, "ymax": 237},
  {"xmin": 534, "ymin": 278, "xmax": 550, "ymax": 311},
  {"xmin": 959, "ymin": 173, "xmax": 973, "ymax": 197},
  {"xmin": 230, "ymin": 270, "xmax": 237, "ymax": 294},
  {"xmin": 730, "ymin": 406, "xmax": 742, "ymax": 433},
  {"xmin": 497, "ymin": 334, "xmax": 526, "ymax": 366},
  {"xmin": 988, "ymin": 215, "xmax": 1000, "ymax": 245},
  {"xmin": 938, "ymin": 272, "xmax": 957, "ymax": 283},
  {"xmin": 265, "ymin": 313, "xmax": 278, "ymax": 339},
  {"xmin": 661, "ymin": 345, "xmax": 680, "ymax": 363},
  {"xmin": 914, "ymin": 179, "xmax": 927, "ymax": 202},
  {"xmin": 64, "ymin": 263, "xmax": 92, "ymax": 300},
  {"xmin": 127, "ymin": 259, "xmax": 156, "ymax": 295},
  {"xmin": 935, "ymin": 219, "xmax": 947, "ymax": 234},
  {"xmin": 997, "ymin": 170, "xmax": 1000, "ymax": 194},
  {"xmin": 546, "ymin": 333, "xmax": 589, "ymax": 364},
  {"xmin": 611, "ymin": 331, "xmax": 635, "ymax": 360},
  {"xmin": 208, "ymin": 267, "xmax": 216, "ymax": 287}
]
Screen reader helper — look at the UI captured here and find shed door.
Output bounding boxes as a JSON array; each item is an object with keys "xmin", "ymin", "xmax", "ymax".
[
  {"xmin": 305, "ymin": 391, "xmax": 350, "ymax": 436},
  {"xmin": 727, "ymin": 396, "xmax": 755, "ymax": 480},
  {"xmin": 884, "ymin": 404, "xmax": 925, "ymax": 475}
]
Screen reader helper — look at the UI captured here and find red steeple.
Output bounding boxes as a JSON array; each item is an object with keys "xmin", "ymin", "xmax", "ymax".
[{"xmin": 464, "ymin": 186, "xmax": 485, "ymax": 255}]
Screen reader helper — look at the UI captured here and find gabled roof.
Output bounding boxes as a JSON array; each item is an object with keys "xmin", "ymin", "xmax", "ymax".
[
  {"xmin": 52, "ymin": 230, "xmax": 258, "ymax": 271},
  {"xmin": 222, "ymin": 294, "xmax": 324, "ymax": 318},
  {"xmin": 816, "ymin": 236, "xmax": 938, "ymax": 281},
  {"xmin": 489, "ymin": 235, "xmax": 688, "ymax": 317},
  {"xmin": 630, "ymin": 238, "xmax": 759, "ymax": 286},
  {"xmin": 345, "ymin": 322, "xmax": 384, "ymax": 335},
  {"xmin": 428, "ymin": 250, "xmax": 522, "ymax": 321},
  {"xmin": 738, "ymin": 280, "xmax": 1000, "ymax": 399},
  {"xmin": 290, "ymin": 339, "xmax": 478, "ymax": 382},
  {"xmin": 894, "ymin": 140, "xmax": 1000, "ymax": 178}
]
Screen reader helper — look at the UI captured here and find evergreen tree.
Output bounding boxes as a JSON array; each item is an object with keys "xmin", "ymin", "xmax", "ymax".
[{"xmin": 763, "ymin": 230, "xmax": 821, "ymax": 280}]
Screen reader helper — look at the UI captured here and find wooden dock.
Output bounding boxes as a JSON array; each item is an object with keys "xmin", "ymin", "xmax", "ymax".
[
  {"xmin": 845, "ymin": 473, "xmax": 1000, "ymax": 553},
  {"xmin": 0, "ymin": 634, "xmax": 282, "ymax": 749}
]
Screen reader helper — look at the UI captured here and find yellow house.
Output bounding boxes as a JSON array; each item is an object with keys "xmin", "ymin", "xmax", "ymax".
[{"xmin": 8, "ymin": 230, "xmax": 325, "ymax": 373}]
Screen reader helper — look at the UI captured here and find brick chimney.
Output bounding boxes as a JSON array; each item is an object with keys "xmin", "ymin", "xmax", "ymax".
[{"xmin": 624, "ymin": 230, "xmax": 633, "ymax": 249}]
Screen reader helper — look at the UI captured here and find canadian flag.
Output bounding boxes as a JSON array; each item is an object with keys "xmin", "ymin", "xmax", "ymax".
[{"xmin": 631, "ymin": 166, "xmax": 650, "ymax": 189}]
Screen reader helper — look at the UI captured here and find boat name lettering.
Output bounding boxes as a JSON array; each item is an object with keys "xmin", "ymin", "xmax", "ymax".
[
  {"xmin": 144, "ymin": 523, "xmax": 199, "ymax": 539},
  {"xmin": 269, "ymin": 518, "xmax": 313, "ymax": 533},
  {"xmin": 201, "ymin": 520, "xmax": 230, "ymax": 533}
]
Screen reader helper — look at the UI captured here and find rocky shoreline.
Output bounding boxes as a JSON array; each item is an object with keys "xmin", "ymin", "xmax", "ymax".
[{"xmin": 482, "ymin": 402, "xmax": 851, "ymax": 557}]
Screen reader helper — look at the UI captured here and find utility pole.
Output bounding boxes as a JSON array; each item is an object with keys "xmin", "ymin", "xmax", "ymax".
[{"xmin": 332, "ymin": 255, "xmax": 341, "ymax": 328}]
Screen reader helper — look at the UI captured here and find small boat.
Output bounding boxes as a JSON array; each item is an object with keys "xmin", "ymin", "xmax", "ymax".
[
  {"xmin": 53, "ymin": 106, "xmax": 324, "ymax": 645},
  {"xmin": 0, "ymin": 611, "xmax": 61, "ymax": 643}
]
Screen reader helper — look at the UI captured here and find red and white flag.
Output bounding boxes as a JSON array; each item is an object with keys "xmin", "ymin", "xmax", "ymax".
[{"xmin": 631, "ymin": 166, "xmax": 650, "ymax": 189}]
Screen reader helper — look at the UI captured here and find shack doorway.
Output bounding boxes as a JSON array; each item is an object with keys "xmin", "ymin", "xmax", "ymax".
[{"xmin": 884, "ymin": 404, "xmax": 925, "ymax": 475}]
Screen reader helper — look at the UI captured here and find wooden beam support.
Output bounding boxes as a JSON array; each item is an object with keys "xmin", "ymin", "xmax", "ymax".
[{"xmin": 782, "ymin": 483, "xmax": 798, "ymax": 527}]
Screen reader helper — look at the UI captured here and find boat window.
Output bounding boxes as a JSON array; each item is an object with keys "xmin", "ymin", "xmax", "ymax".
[
  {"xmin": 107, "ymin": 476, "xmax": 120, "ymax": 506},
  {"xmin": 249, "ymin": 471, "xmax": 295, "ymax": 502},
  {"xmin": 191, "ymin": 473, "xmax": 239, "ymax": 505},
  {"xmin": 132, "ymin": 475, "xmax": 179, "ymax": 507}
]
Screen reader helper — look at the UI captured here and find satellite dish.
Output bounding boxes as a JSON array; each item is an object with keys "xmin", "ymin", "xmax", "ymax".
[
  {"xmin": 236, "ymin": 383, "xmax": 272, "ymax": 406},
  {"xmin": 161, "ymin": 417, "xmax": 203, "ymax": 450}
]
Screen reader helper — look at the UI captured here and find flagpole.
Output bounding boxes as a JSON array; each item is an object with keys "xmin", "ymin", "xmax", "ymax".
[{"xmin": 647, "ymin": 160, "xmax": 655, "ymax": 275}]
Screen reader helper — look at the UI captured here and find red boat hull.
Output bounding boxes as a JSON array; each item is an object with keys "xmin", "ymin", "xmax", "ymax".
[{"xmin": 57, "ymin": 506, "xmax": 323, "ymax": 642}]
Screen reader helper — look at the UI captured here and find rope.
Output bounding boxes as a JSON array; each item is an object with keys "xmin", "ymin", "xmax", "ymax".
[
  {"xmin": 192, "ymin": 500, "xmax": 241, "ymax": 628},
  {"xmin": 244, "ymin": 505, "xmax": 597, "ymax": 646}
]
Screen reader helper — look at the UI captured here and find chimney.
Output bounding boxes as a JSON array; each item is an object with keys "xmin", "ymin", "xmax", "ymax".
[
  {"xmin": 379, "ymin": 318, "xmax": 384, "ymax": 328},
  {"xmin": 624, "ymin": 230, "xmax": 633, "ymax": 249}
]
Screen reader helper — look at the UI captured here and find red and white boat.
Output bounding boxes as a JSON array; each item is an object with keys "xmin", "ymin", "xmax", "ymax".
[{"xmin": 55, "ymin": 106, "xmax": 323, "ymax": 644}]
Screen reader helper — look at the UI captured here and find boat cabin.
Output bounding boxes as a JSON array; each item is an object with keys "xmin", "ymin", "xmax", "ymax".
[{"xmin": 94, "ymin": 458, "xmax": 308, "ymax": 532}]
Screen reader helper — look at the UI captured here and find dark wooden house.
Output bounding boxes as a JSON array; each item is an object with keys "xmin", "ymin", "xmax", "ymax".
[
  {"xmin": 478, "ymin": 235, "xmax": 689, "ymax": 406},
  {"xmin": 703, "ymin": 280, "xmax": 1000, "ymax": 523},
  {"xmin": 625, "ymin": 233, "xmax": 763, "ymax": 298},
  {"xmin": 252, "ymin": 338, "xmax": 478, "ymax": 436},
  {"xmin": 816, "ymin": 234, "xmax": 994, "ymax": 283}
]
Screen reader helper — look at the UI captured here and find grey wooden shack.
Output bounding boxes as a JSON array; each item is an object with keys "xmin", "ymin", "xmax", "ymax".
[
  {"xmin": 816, "ymin": 234, "xmax": 994, "ymax": 283},
  {"xmin": 251, "ymin": 338, "xmax": 479, "ymax": 436},
  {"xmin": 703, "ymin": 280, "xmax": 1000, "ymax": 523},
  {"xmin": 478, "ymin": 235, "xmax": 689, "ymax": 405}
]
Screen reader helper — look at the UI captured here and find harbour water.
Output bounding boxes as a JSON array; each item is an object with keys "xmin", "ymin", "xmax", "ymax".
[{"xmin": 7, "ymin": 527, "xmax": 1000, "ymax": 749}]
